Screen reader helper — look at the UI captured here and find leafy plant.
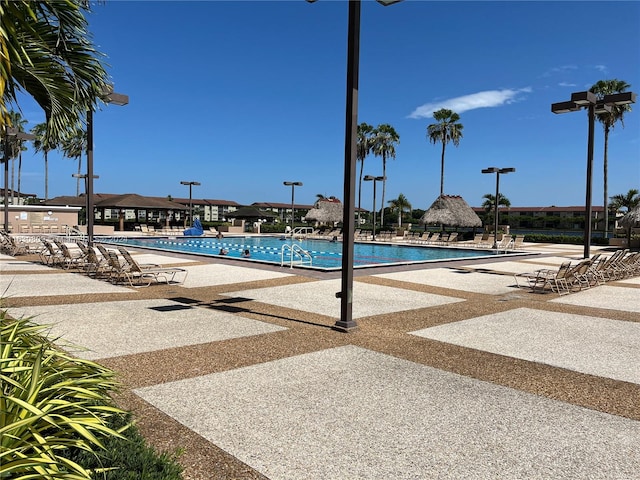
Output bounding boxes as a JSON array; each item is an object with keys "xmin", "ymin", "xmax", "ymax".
[{"xmin": 1, "ymin": 312, "xmax": 128, "ymax": 479}]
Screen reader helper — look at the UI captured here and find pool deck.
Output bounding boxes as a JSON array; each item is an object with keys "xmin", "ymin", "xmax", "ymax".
[{"xmin": 2, "ymin": 239, "xmax": 639, "ymax": 480}]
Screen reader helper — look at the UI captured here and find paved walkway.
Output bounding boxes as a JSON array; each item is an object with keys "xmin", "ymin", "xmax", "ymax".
[{"xmin": 2, "ymin": 241, "xmax": 639, "ymax": 480}]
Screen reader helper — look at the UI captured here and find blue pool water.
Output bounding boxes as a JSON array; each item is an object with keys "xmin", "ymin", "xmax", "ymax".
[{"xmin": 104, "ymin": 235, "xmax": 506, "ymax": 270}]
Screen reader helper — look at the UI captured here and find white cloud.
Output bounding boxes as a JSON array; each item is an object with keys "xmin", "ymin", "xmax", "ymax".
[
  {"xmin": 408, "ymin": 88, "xmax": 532, "ymax": 119},
  {"xmin": 559, "ymin": 82, "xmax": 577, "ymax": 87},
  {"xmin": 593, "ymin": 64, "xmax": 608, "ymax": 73},
  {"xmin": 540, "ymin": 65, "xmax": 578, "ymax": 78}
]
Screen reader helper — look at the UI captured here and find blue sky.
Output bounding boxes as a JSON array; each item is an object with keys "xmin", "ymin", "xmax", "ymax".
[{"xmin": 15, "ymin": 0, "xmax": 640, "ymax": 210}]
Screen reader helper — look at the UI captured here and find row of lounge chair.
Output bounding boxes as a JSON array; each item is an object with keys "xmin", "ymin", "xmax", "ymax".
[
  {"xmin": 514, "ymin": 249, "xmax": 640, "ymax": 295},
  {"xmin": 32, "ymin": 237, "xmax": 188, "ymax": 287}
]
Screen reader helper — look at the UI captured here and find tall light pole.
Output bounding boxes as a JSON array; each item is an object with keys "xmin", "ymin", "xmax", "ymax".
[
  {"xmin": 283, "ymin": 181, "xmax": 302, "ymax": 233},
  {"xmin": 180, "ymin": 181, "xmax": 201, "ymax": 227},
  {"xmin": 72, "ymin": 173, "xmax": 99, "ymax": 229},
  {"xmin": 86, "ymin": 88, "xmax": 129, "ymax": 246},
  {"xmin": 2, "ymin": 127, "xmax": 35, "ymax": 232},
  {"xmin": 481, "ymin": 167, "xmax": 515, "ymax": 249},
  {"xmin": 308, "ymin": 0, "xmax": 401, "ymax": 332},
  {"xmin": 552, "ymin": 90, "xmax": 636, "ymax": 258},
  {"xmin": 364, "ymin": 175, "xmax": 384, "ymax": 241}
]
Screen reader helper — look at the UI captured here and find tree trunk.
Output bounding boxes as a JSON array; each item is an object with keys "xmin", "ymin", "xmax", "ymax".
[
  {"xmin": 76, "ymin": 157, "xmax": 82, "ymax": 196},
  {"xmin": 357, "ymin": 159, "xmax": 364, "ymax": 225},
  {"xmin": 44, "ymin": 151, "xmax": 49, "ymax": 200},
  {"xmin": 17, "ymin": 153, "xmax": 22, "ymax": 201},
  {"xmin": 603, "ymin": 125, "xmax": 610, "ymax": 238},
  {"xmin": 440, "ymin": 140, "xmax": 446, "ymax": 197},
  {"xmin": 381, "ymin": 154, "xmax": 386, "ymax": 227},
  {"xmin": 11, "ymin": 157, "xmax": 15, "ymax": 203}
]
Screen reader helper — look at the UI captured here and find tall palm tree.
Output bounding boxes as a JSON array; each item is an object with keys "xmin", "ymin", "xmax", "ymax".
[
  {"xmin": 61, "ymin": 127, "xmax": 87, "ymax": 196},
  {"xmin": 1, "ymin": 1, "xmax": 110, "ymax": 139},
  {"xmin": 356, "ymin": 122, "xmax": 374, "ymax": 225},
  {"xmin": 32, "ymin": 121, "xmax": 58, "ymax": 200},
  {"xmin": 589, "ymin": 79, "xmax": 633, "ymax": 237},
  {"xmin": 388, "ymin": 193, "xmax": 412, "ymax": 227},
  {"xmin": 371, "ymin": 124, "xmax": 400, "ymax": 227},
  {"xmin": 427, "ymin": 108, "xmax": 464, "ymax": 197}
]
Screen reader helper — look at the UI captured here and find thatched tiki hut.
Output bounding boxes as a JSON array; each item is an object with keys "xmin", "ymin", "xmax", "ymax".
[
  {"xmin": 305, "ymin": 197, "xmax": 343, "ymax": 225},
  {"xmin": 618, "ymin": 204, "xmax": 640, "ymax": 247},
  {"xmin": 419, "ymin": 195, "xmax": 482, "ymax": 229}
]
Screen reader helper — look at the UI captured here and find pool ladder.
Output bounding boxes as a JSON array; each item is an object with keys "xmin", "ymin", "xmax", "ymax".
[{"xmin": 281, "ymin": 243, "xmax": 313, "ymax": 268}]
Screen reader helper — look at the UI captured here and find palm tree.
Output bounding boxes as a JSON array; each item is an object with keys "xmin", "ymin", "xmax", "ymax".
[
  {"xmin": 388, "ymin": 193, "xmax": 412, "ymax": 227},
  {"xmin": 609, "ymin": 189, "xmax": 639, "ymax": 214},
  {"xmin": 371, "ymin": 124, "xmax": 400, "ymax": 227},
  {"xmin": 589, "ymin": 79, "xmax": 633, "ymax": 237},
  {"xmin": 1, "ymin": 111, "xmax": 28, "ymax": 203},
  {"xmin": 356, "ymin": 122, "xmax": 374, "ymax": 225},
  {"xmin": 481, "ymin": 193, "xmax": 511, "ymax": 225},
  {"xmin": 427, "ymin": 108, "xmax": 464, "ymax": 197},
  {"xmin": 1, "ymin": 1, "xmax": 110, "ymax": 139},
  {"xmin": 32, "ymin": 121, "xmax": 59, "ymax": 200},
  {"xmin": 61, "ymin": 127, "xmax": 87, "ymax": 196}
]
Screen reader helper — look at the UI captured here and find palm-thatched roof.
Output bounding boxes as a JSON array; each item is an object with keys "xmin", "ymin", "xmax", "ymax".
[
  {"xmin": 619, "ymin": 204, "xmax": 640, "ymax": 228},
  {"xmin": 305, "ymin": 198, "xmax": 343, "ymax": 224},
  {"xmin": 419, "ymin": 195, "xmax": 482, "ymax": 228}
]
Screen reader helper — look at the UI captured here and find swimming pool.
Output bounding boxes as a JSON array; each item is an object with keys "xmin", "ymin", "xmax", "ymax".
[{"xmin": 103, "ymin": 235, "xmax": 510, "ymax": 270}]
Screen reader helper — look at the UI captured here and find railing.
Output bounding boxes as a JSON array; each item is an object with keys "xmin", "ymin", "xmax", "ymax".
[
  {"xmin": 291, "ymin": 226, "xmax": 315, "ymax": 238},
  {"xmin": 280, "ymin": 243, "xmax": 313, "ymax": 268}
]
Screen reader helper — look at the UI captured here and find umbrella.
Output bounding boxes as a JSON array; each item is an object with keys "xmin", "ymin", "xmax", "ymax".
[{"xmin": 419, "ymin": 195, "xmax": 482, "ymax": 228}]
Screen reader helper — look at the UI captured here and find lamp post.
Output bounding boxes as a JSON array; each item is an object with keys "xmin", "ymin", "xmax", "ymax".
[
  {"xmin": 86, "ymin": 88, "xmax": 129, "ymax": 246},
  {"xmin": 363, "ymin": 175, "xmax": 385, "ymax": 241},
  {"xmin": 283, "ymin": 181, "xmax": 302, "ymax": 233},
  {"xmin": 3, "ymin": 127, "xmax": 36, "ymax": 232},
  {"xmin": 481, "ymin": 167, "xmax": 515, "ymax": 249},
  {"xmin": 72, "ymin": 173, "xmax": 100, "ymax": 229},
  {"xmin": 307, "ymin": 0, "xmax": 401, "ymax": 333},
  {"xmin": 552, "ymin": 90, "xmax": 636, "ymax": 258},
  {"xmin": 180, "ymin": 181, "xmax": 201, "ymax": 227}
]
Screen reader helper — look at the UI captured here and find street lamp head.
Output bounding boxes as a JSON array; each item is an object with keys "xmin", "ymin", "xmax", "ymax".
[
  {"xmin": 602, "ymin": 91, "xmax": 636, "ymax": 106},
  {"xmin": 284, "ymin": 181, "xmax": 303, "ymax": 186},
  {"xmin": 571, "ymin": 91, "xmax": 597, "ymax": 106},
  {"xmin": 364, "ymin": 175, "xmax": 385, "ymax": 181},
  {"xmin": 499, "ymin": 167, "xmax": 515, "ymax": 174},
  {"xmin": 481, "ymin": 168, "xmax": 499, "ymax": 174},
  {"xmin": 180, "ymin": 181, "xmax": 201, "ymax": 186},
  {"xmin": 101, "ymin": 86, "xmax": 129, "ymax": 106},
  {"xmin": 551, "ymin": 101, "xmax": 581, "ymax": 114}
]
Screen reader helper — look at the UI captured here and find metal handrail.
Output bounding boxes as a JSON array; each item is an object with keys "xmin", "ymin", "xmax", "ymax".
[{"xmin": 280, "ymin": 243, "xmax": 312, "ymax": 268}]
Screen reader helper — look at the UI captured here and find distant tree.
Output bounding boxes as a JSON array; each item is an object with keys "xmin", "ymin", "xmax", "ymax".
[
  {"xmin": 356, "ymin": 122, "xmax": 374, "ymax": 225},
  {"xmin": 1, "ymin": 111, "xmax": 28, "ymax": 203},
  {"xmin": 61, "ymin": 127, "xmax": 87, "ymax": 196},
  {"xmin": 609, "ymin": 189, "xmax": 639, "ymax": 213},
  {"xmin": 32, "ymin": 121, "xmax": 59, "ymax": 200},
  {"xmin": 388, "ymin": 193, "xmax": 412, "ymax": 227},
  {"xmin": 589, "ymin": 79, "xmax": 633, "ymax": 236},
  {"xmin": 427, "ymin": 108, "xmax": 463, "ymax": 197},
  {"xmin": 371, "ymin": 124, "xmax": 400, "ymax": 227},
  {"xmin": 482, "ymin": 193, "xmax": 511, "ymax": 225}
]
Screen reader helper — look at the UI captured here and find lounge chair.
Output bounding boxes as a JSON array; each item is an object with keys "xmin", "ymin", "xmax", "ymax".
[
  {"xmin": 514, "ymin": 261, "xmax": 573, "ymax": 294},
  {"xmin": 116, "ymin": 248, "xmax": 187, "ymax": 286},
  {"xmin": 53, "ymin": 239, "xmax": 86, "ymax": 270},
  {"xmin": 38, "ymin": 239, "xmax": 65, "ymax": 266},
  {"xmin": 84, "ymin": 246, "xmax": 110, "ymax": 278}
]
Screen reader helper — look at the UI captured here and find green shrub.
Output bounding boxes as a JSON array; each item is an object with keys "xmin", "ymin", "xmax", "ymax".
[
  {"xmin": 1, "ymin": 312, "xmax": 128, "ymax": 479},
  {"xmin": 62, "ymin": 412, "xmax": 183, "ymax": 480},
  {"xmin": 1, "ymin": 312, "xmax": 183, "ymax": 480}
]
